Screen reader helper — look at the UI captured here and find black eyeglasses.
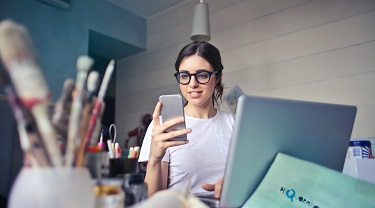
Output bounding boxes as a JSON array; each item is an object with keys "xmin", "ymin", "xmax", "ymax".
[{"xmin": 174, "ymin": 70, "xmax": 221, "ymax": 85}]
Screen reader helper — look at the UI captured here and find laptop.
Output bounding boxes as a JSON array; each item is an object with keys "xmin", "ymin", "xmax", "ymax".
[{"xmin": 200, "ymin": 95, "xmax": 357, "ymax": 208}]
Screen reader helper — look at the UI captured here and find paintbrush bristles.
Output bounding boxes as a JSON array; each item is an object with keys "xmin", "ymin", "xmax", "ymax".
[
  {"xmin": 87, "ymin": 71, "xmax": 99, "ymax": 93},
  {"xmin": 0, "ymin": 20, "xmax": 48, "ymax": 102},
  {"xmin": 0, "ymin": 20, "xmax": 37, "ymax": 65},
  {"xmin": 77, "ymin": 56, "xmax": 94, "ymax": 72}
]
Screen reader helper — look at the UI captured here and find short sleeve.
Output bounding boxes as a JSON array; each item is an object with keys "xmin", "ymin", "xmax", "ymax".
[{"xmin": 138, "ymin": 121, "xmax": 153, "ymax": 162}]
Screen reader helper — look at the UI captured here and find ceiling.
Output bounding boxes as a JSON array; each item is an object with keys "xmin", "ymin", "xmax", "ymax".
[{"xmin": 108, "ymin": 0, "xmax": 189, "ymax": 18}]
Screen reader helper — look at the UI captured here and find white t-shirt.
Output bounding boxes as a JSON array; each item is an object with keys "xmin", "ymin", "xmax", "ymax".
[{"xmin": 139, "ymin": 110, "xmax": 235, "ymax": 196}]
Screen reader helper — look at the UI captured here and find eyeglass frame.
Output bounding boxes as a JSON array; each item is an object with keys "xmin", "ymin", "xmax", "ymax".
[{"xmin": 173, "ymin": 69, "xmax": 222, "ymax": 85}]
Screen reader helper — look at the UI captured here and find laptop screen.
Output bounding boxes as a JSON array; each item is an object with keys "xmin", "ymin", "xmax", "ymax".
[{"xmin": 220, "ymin": 95, "xmax": 356, "ymax": 207}]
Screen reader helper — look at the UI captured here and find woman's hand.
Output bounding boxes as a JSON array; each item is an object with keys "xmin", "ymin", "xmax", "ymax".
[
  {"xmin": 149, "ymin": 101, "xmax": 191, "ymax": 163},
  {"xmin": 201, "ymin": 177, "xmax": 224, "ymax": 199}
]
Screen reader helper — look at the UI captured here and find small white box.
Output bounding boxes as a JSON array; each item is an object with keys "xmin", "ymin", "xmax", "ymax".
[{"xmin": 343, "ymin": 158, "xmax": 375, "ymax": 185}]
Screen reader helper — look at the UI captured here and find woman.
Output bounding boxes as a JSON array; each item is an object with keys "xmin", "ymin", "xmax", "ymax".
[{"xmin": 138, "ymin": 41, "xmax": 234, "ymax": 198}]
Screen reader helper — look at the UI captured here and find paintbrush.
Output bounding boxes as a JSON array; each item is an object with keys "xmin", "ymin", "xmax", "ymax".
[
  {"xmin": 0, "ymin": 20, "xmax": 62, "ymax": 166},
  {"xmin": 87, "ymin": 71, "xmax": 100, "ymax": 100},
  {"xmin": 65, "ymin": 56, "xmax": 93, "ymax": 167},
  {"xmin": 84, "ymin": 60, "xmax": 114, "ymax": 147},
  {"xmin": 0, "ymin": 71, "xmax": 51, "ymax": 167},
  {"xmin": 75, "ymin": 60, "xmax": 114, "ymax": 166},
  {"xmin": 78, "ymin": 71, "xmax": 99, "ymax": 140},
  {"xmin": 52, "ymin": 79, "xmax": 75, "ymax": 144}
]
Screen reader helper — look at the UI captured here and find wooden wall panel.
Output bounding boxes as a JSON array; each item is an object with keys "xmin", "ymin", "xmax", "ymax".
[
  {"xmin": 117, "ymin": 84, "xmax": 179, "ymax": 114},
  {"xmin": 223, "ymin": 42, "xmax": 375, "ymax": 93},
  {"xmin": 222, "ymin": 11, "xmax": 375, "ymax": 73},
  {"xmin": 116, "ymin": 0, "xmax": 375, "ymax": 144},
  {"xmin": 214, "ymin": 0, "xmax": 375, "ymax": 50},
  {"xmin": 249, "ymin": 72, "xmax": 375, "ymax": 105}
]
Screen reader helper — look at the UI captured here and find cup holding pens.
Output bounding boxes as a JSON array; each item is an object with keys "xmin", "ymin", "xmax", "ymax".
[
  {"xmin": 8, "ymin": 167, "xmax": 95, "ymax": 208},
  {"xmin": 109, "ymin": 158, "xmax": 138, "ymax": 178}
]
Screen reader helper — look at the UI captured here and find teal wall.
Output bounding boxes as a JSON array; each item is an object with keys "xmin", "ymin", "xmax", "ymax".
[
  {"xmin": 0, "ymin": 0, "xmax": 146, "ymax": 100},
  {"xmin": 0, "ymin": 0, "xmax": 146, "ymax": 201}
]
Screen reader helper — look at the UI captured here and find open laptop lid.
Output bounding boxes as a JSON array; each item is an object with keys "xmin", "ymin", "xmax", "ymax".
[{"xmin": 220, "ymin": 95, "xmax": 357, "ymax": 208}]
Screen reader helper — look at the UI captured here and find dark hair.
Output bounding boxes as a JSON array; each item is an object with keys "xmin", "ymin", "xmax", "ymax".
[{"xmin": 175, "ymin": 41, "xmax": 224, "ymax": 107}]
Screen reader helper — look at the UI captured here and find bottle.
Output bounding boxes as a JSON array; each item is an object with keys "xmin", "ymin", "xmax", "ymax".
[{"xmin": 94, "ymin": 178, "xmax": 125, "ymax": 208}]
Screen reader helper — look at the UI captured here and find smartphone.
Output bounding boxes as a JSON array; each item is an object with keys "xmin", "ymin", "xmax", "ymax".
[{"xmin": 159, "ymin": 94, "xmax": 187, "ymax": 141}]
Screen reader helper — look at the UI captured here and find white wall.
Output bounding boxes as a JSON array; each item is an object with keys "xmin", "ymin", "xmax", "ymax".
[{"xmin": 116, "ymin": 0, "xmax": 375, "ymax": 147}]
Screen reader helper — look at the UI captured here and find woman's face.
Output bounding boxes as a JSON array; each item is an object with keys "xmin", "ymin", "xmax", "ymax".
[{"xmin": 178, "ymin": 54, "xmax": 217, "ymax": 108}]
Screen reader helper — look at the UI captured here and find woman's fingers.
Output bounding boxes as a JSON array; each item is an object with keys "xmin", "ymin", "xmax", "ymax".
[
  {"xmin": 201, "ymin": 182, "xmax": 215, "ymax": 191},
  {"xmin": 163, "ymin": 127, "xmax": 191, "ymax": 140},
  {"xmin": 152, "ymin": 128, "xmax": 191, "ymax": 145},
  {"xmin": 164, "ymin": 139, "xmax": 189, "ymax": 149},
  {"xmin": 214, "ymin": 178, "xmax": 224, "ymax": 199},
  {"xmin": 159, "ymin": 116, "xmax": 187, "ymax": 132},
  {"xmin": 155, "ymin": 116, "xmax": 190, "ymax": 137},
  {"xmin": 152, "ymin": 101, "xmax": 162, "ymax": 127},
  {"xmin": 153, "ymin": 102, "xmax": 188, "ymax": 136},
  {"xmin": 201, "ymin": 177, "xmax": 224, "ymax": 199}
]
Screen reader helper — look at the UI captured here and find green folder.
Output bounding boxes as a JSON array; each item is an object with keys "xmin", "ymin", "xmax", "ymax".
[{"xmin": 243, "ymin": 153, "xmax": 375, "ymax": 208}]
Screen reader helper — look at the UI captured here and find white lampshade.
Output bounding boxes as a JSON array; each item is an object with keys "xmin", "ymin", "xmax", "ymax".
[{"xmin": 191, "ymin": 0, "xmax": 210, "ymax": 41}]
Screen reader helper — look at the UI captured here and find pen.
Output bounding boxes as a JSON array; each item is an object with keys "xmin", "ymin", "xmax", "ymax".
[
  {"xmin": 97, "ymin": 130, "xmax": 105, "ymax": 151},
  {"xmin": 135, "ymin": 146, "xmax": 140, "ymax": 158},
  {"xmin": 107, "ymin": 139, "xmax": 114, "ymax": 159},
  {"xmin": 128, "ymin": 147, "xmax": 133, "ymax": 158},
  {"xmin": 115, "ymin": 142, "xmax": 121, "ymax": 158},
  {"xmin": 131, "ymin": 146, "xmax": 139, "ymax": 159}
]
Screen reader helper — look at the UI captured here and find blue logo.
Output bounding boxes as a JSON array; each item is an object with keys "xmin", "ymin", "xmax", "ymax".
[
  {"xmin": 285, "ymin": 188, "xmax": 295, "ymax": 202},
  {"xmin": 280, "ymin": 187, "xmax": 320, "ymax": 208}
]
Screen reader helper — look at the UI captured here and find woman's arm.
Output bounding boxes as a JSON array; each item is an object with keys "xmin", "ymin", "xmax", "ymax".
[{"xmin": 144, "ymin": 160, "xmax": 169, "ymax": 196}]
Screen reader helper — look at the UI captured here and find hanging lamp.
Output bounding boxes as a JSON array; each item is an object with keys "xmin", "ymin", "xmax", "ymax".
[{"xmin": 191, "ymin": 0, "xmax": 210, "ymax": 41}]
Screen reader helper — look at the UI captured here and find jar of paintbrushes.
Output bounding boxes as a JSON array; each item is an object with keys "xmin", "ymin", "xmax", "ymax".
[{"xmin": 0, "ymin": 20, "xmax": 115, "ymax": 208}]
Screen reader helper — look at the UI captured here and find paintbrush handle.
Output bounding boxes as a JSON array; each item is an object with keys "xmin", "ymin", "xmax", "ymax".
[
  {"xmin": 0, "ymin": 20, "xmax": 62, "ymax": 167},
  {"xmin": 65, "ymin": 75, "xmax": 88, "ymax": 166},
  {"xmin": 75, "ymin": 100, "xmax": 103, "ymax": 166},
  {"xmin": 18, "ymin": 124, "xmax": 50, "ymax": 167},
  {"xmin": 31, "ymin": 104, "xmax": 62, "ymax": 166},
  {"xmin": 4, "ymin": 84, "xmax": 51, "ymax": 167},
  {"xmin": 65, "ymin": 56, "xmax": 93, "ymax": 167},
  {"xmin": 97, "ymin": 60, "xmax": 114, "ymax": 100},
  {"xmin": 79, "ymin": 100, "xmax": 94, "ymax": 144},
  {"xmin": 52, "ymin": 79, "xmax": 75, "ymax": 142},
  {"xmin": 86, "ymin": 100, "xmax": 102, "ymax": 147}
]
